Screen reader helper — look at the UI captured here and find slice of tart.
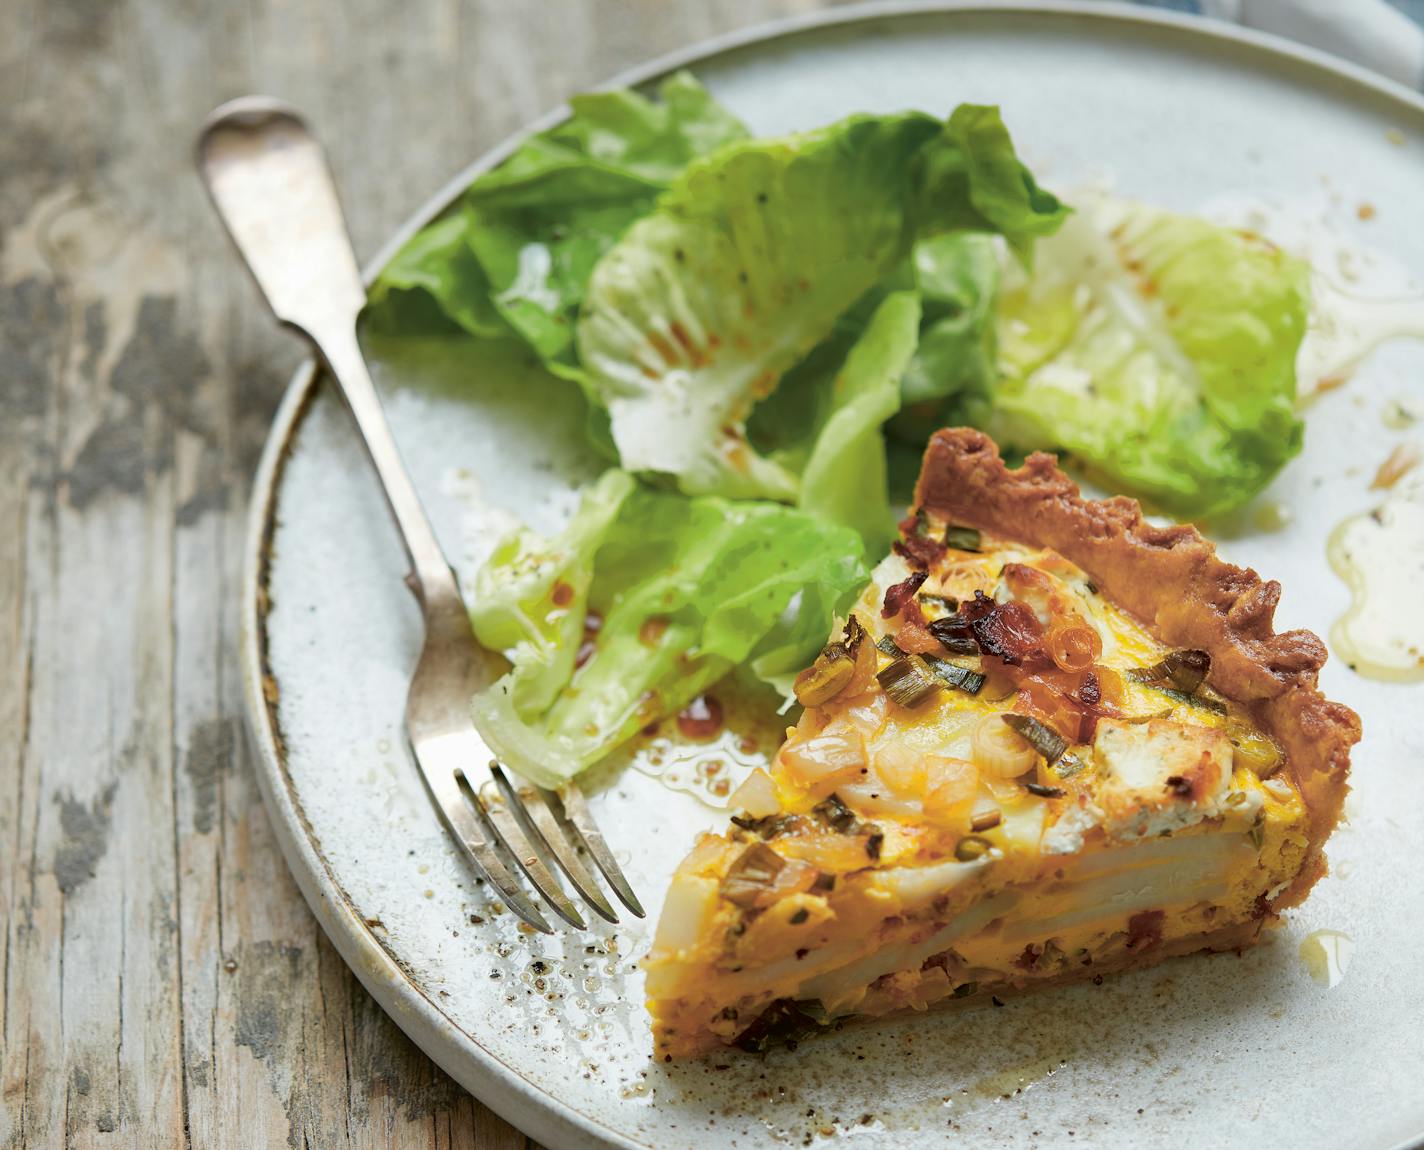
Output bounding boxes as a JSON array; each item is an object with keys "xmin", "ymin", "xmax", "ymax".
[{"xmin": 644, "ymin": 428, "xmax": 1359, "ymax": 1059}]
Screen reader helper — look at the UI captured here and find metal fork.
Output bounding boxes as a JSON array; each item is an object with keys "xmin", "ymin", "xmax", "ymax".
[{"xmin": 197, "ymin": 98, "xmax": 643, "ymax": 934}]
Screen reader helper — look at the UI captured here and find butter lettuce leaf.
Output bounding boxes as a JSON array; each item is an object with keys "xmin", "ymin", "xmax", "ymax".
[
  {"xmin": 365, "ymin": 213, "xmax": 507, "ymax": 338},
  {"xmin": 795, "ymin": 291, "xmax": 921, "ymax": 555},
  {"xmin": 988, "ymin": 196, "xmax": 1309, "ymax": 516},
  {"xmin": 367, "ymin": 72, "xmax": 748, "ymax": 368},
  {"xmin": 576, "ymin": 106, "xmax": 1066, "ymax": 501},
  {"xmin": 891, "ymin": 232, "xmax": 1001, "ymax": 432},
  {"xmin": 469, "ymin": 475, "xmax": 867, "ymax": 787},
  {"xmin": 468, "ymin": 470, "xmax": 635, "ymax": 718}
]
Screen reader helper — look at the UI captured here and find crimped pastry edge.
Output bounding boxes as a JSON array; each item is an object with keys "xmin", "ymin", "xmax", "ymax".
[{"xmin": 912, "ymin": 428, "xmax": 1359, "ymax": 909}]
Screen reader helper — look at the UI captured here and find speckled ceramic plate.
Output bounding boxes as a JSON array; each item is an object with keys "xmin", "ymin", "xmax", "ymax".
[{"xmin": 240, "ymin": 5, "xmax": 1424, "ymax": 1147}]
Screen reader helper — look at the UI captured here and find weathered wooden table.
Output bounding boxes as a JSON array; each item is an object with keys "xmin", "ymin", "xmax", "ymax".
[{"xmin": 0, "ymin": 2, "xmax": 841, "ymax": 1145}]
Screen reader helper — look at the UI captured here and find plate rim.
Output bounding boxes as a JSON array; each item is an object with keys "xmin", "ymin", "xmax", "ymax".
[{"xmin": 237, "ymin": 5, "xmax": 1424, "ymax": 1148}]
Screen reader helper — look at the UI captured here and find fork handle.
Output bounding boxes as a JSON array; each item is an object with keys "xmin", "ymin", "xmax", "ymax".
[
  {"xmin": 196, "ymin": 98, "xmax": 459, "ymax": 608},
  {"xmin": 318, "ymin": 326, "xmax": 460, "ymax": 605}
]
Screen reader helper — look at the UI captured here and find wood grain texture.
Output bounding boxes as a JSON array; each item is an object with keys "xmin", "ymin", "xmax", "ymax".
[{"xmin": 0, "ymin": 1, "xmax": 846, "ymax": 1146}]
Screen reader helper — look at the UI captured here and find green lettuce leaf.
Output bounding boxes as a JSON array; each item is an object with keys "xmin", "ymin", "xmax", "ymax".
[
  {"xmin": 891, "ymin": 232, "xmax": 1001, "ymax": 431},
  {"xmin": 469, "ymin": 475, "xmax": 867, "ymax": 788},
  {"xmin": 365, "ymin": 213, "xmax": 507, "ymax": 338},
  {"xmin": 989, "ymin": 196, "xmax": 1309, "ymax": 516},
  {"xmin": 367, "ymin": 72, "xmax": 748, "ymax": 369},
  {"xmin": 542, "ymin": 71, "xmax": 750, "ymax": 183},
  {"xmin": 575, "ymin": 105, "xmax": 1067, "ymax": 501},
  {"xmin": 468, "ymin": 470, "xmax": 634, "ymax": 718},
  {"xmin": 796, "ymin": 291, "xmax": 921, "ymax": 555}
]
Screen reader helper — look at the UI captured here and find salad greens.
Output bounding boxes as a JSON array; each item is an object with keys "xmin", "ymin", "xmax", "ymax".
[
  {"xmin": 369, "ymin": 73, "xmax": 1316, "ymax": 782},
  {"xmin": 889, "ymin": 233, "xmax": 1002, "ymax": 436},
  {"xmin": 576, "ymin": 106, "xmax": 1065, "ymax": 502},
  {"xmin": 794, "ymin": 291, "xmax": 921, "ymax": 557},
  {"xmin": 986, "ymin": 197, "xmax": 1309, "ymax": 517},
  {"xmin": 469, "ymin": 470, "xmax": 634, "ymax": 720},
  {"xmin": 468, "ymin": 474, "xmax": 867, "ymax": 788},
  {"xmin": 368, "ymin": 73, "xmax": 749, "ymax": 372}
]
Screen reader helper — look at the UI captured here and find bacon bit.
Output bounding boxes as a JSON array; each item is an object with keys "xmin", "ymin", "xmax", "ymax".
[
  {"xmin": 881, "ymin": 571, "xmax": 928, "ymax": 619},
  {"xmin": 1164, "ymin": 774, "xmax": 1194, "ymax": 799},
  {"xmin": 893, "ymin": 600, "xmax": 942, "ymax": 655},
  {"xmin": 1077, "ymin": 671, "xmax": 1102, "ymax": 706},
  {"xmin": 893, "ymin": 534, "xmax": 945, "ymax": 570},
  {"xmin": 677, "ymin": 695, "xmax": 724, "ymax": 741},
  {"xmin": 894, "ymin": 508, "xmax": 947, "ymax": 570},
  {"xmin": 1125, "ymin": 910, "xmax": 1164, "ymax": 952},
  {"xmin": 963, "ymin": 591, "xmax": 1044, "ymax": 666},
  {"xmin": 898, "ymin": 509, "xmax": 926, "ymax": 537},
  {"xmin": 1092, "ymin": 666, "xmax": 1125, "ymax": 706},
  {"xmin": 551, "ymin": 581, "xmax": 574, "ymax": 607},
  {"xmin": 1371, "ymin": 442, "xmax": 1420, "ymax": 489}
]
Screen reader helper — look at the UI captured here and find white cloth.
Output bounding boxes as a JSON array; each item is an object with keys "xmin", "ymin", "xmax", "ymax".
[{"xmin": 1200, "ymin": 0, "xmax": 1424, "ymax": 88}]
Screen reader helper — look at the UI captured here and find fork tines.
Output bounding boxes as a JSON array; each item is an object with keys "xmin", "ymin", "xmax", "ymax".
[{"xmin": 458, "ymin": 766, "xmax": 644, "ymax": 934}]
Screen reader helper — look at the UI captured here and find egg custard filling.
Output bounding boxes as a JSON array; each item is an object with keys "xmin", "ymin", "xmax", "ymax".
[{"xmin": 644, "ymin": 429, "xmax": 1358, "ymax": 1059}]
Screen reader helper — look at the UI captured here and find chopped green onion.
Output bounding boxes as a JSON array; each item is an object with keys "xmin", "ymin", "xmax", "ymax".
[
  {"xmin": 877, "ymin": 655, "xmax": 940, "ymax": 707},
  {"xmin": 925, "ymin": 655, "xmax": 986, "ymax": 695},
  {"xmin": 1052, "ymin": 752, "xmax": 1088, "ymax": 779},
  {"xmin": 811, "ymin": 794, "xmax": 860, "ymax": 835},
  {"xmin": 954, "ymin": 835, "xmax": 993, "ymax": 861},
  {"xmin": 1024, "ymin": 781, "xmax": 1065, "ymax": 798},
  {"xmin": 1125, "ymin": 649, "xmax": 1211, "ymax": 693},
  {"xmin": 943, "ymin": 525, "xmax": 982, "ymax": 552},
  {"xmin": 1119, "ymin": 708, "xmax": 1174, "ymax": 724},
  {"xmin": 720, "ymin": 842, "xmax": 786, "ymax": 908},
  {"xmin": 877, "ymin": 635, "xmax": 905, "ymax": 659},
  {"xmin": 1147, "ymin": 685, "xmax": 1228, "ymax": 715},
  {"xmin": 793, "ymin": 644, "xmax": 855, "ymax": 707},
  {"xmin": 877, "ymin": 635, "xmax": 983, "ymax": 695},
  {"xmin": 1001, "ymin": 713, "xmax": 1069, "ymax": 764}
]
